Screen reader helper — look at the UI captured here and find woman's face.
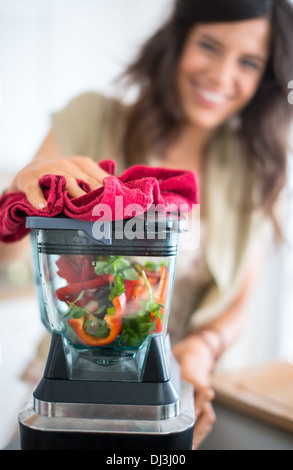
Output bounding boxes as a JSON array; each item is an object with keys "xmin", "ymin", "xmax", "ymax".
[{"xmin": 176, "ymin": 18, "xmax": 271, "ymax": 131}]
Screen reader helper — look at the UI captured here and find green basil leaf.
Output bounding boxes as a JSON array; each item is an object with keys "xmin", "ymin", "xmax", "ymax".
[
  {"xmin": 108, "ymin": 274, "xmax": 126, "ymax": 301},
  {"xmin": 94, "ymin": 320, "xmax": 110, "ymax": 338},
  {"xmin": 94, "ymin": 261, "xmax": 112, "ymax": 275},
  {"xmin": 74, "ymin": 290, "xmax": 84, "ymax": 302},
  {"xmin": 121, "ymin": 267, "xmax": 140, "ymax": 280},
  {"xmin": 115, "ymin": 258, "xmax": 131, "ymax": 271},
  {"xmin": 71, "ymin": 306, "xmax": 87, "ymax": 319},
  {"xmin": 144, "ymin": 261, "xmax": 159, "ymax": 272}
]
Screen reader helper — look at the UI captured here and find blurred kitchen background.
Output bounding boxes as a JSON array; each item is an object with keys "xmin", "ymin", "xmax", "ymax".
[{"xmin": 0, "ymin": 0, "xmax": 293, "ymax": 449}]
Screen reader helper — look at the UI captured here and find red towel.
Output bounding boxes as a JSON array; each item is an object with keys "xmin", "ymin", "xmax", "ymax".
[{"xmin": 0, "ymin": 160, "xmax": 199, "ymax": 243}]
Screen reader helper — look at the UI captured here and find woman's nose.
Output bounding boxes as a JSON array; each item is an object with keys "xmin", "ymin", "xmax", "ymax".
[{"xmin": 208, "ymin": 56, "xmax": 236, "ymax": 89}]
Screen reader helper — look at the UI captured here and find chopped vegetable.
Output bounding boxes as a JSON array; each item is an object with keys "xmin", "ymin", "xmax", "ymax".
[
  {"xmin": 94, "ymin": 256, "xmax": 139, "ymax": 280},
  {"xmin": 56, "ymin": 255, "xmax": 82, "ymax": 284},
  {"xmin": 55, "ymin": 274, "xmax": 113, "ymax": 303},
  {"xmin": 55, "ymin": 254, "xmax": 169, "ymax": 348},
  {"xmin": 68, "ymin": 292, "xmax": 126, "ymax": 346},
  {"xmin": 154, "ymin": 265, "xmax": 168, "ymax": 304}
]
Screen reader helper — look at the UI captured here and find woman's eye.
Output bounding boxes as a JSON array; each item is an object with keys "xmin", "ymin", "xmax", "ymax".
[
  {"xmin": 198, "ymin": 41, "xmax": 217, "ymax": 53},
  {"xmin": 241, "ymin": 59, "xmax": 260, "ymax": 70}
]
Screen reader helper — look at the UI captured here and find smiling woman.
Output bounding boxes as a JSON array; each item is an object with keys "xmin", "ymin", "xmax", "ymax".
[
  {"xmin": 176, "ymin": 19, "xmax": 271, "ymax": 129},
  {"xmin": 3, "ymin": 0, "xmax": 293, "ymax": 450},
  {"xmin": 123, "ymin": 0, "xmax": 293, "ymax": 239},
  {"xmin": 178, "ymin": 18, "xmax": 271, "ymax": 129}
]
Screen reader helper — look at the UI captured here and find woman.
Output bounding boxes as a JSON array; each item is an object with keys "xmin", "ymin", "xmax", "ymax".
[{"xmin": 5, "ymin": 0, "xmax": 293, "ymax": 448}]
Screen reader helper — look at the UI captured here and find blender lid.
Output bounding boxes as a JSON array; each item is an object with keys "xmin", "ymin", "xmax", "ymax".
[
  {"xmin": 26, "ymin": 212, "xmax": 186, "ymax": 235},
  {"xmin": 26, "ymin": 213, "xmax": 186, "ymax": 256},
  {"xmin": 26, "ymin": 215, "xmax": 112, "ymax": 244}
]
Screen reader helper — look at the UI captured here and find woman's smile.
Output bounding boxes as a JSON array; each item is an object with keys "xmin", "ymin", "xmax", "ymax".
[{"xmin": 189, "ymin": 81, "xmax": 232, "ymax": 108}]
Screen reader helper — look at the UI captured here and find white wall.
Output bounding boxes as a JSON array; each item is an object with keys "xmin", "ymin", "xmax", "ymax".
[
  {"xmin": 0, "ymin": 0, "xmax": 171, "ymax": 173},
  {"xmin": 0, "ymin": 0, "xmax": 173, "ymax": 450}
]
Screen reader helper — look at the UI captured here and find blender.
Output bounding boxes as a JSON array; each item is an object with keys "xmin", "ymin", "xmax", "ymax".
[{"xmin": 18, "ymin": 211, "xmax": 195, "ymax": 450}]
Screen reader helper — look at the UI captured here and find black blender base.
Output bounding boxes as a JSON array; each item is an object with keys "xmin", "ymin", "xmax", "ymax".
[
  {"xmin": 18, "ymin": 334, "xmax": 195, "ymax": 450},
  {"xmin": 18, "ymin": 378, "xmax": 195, "ymax": 451},
  {"xmin": 19, "ymin": 424, "xmax": 193, "ymax": 451}
]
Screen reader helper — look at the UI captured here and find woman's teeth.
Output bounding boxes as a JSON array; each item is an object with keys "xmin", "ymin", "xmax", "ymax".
[{"xmin": 195, "ymin": 86, "xmax": 229, "ymax": 105}]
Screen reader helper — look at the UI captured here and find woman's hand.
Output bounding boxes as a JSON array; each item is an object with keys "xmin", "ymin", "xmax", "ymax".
[
  {"xmin": 172, "ymin": 334, "xmax": 217, "ymax": 450},
  {"xmin": 9, "ymin": 156, "xmax": 109, "ymax": 210}
]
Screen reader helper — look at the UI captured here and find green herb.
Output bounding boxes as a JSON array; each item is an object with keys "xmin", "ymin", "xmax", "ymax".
[
  {"xmin": 146, "ymin": 300, "xmax": 163, "ymax": 315},
  {"xmin": 118, "ymin": 312, "xmax": 158, "ymax": 347},
  {"xmin": 94, "ymin": 256, "xmax": 139, "ymax": 280},
  {"xmin": 141, "ymin": 270, "xmax": 153, "ymax": 300},
  {"xmin": 75, "ymin": 291, "xmax": 85, "ymax": 302},
  {"xmin": 61, "ymin": 291, "xmax": 87, "ymax": 319},
  {"xmin": 94, "ymin": 260, "xmax": 116, "ymax": 276},
  {"xmin": 144, "ymin": 261, "xmax": 159, "ymax": 272},
  {"xmin": 94, "ymin": 320, "xmax": 110, "ymax": 338},
  {"xmin": 141, "ymin": 270, "xmax": 163, "ymax": 315},
  {"xmin": 84, "ymin": 317, "xmax": 110, "ymax": 338},
  {"xmin": 134, "ymin": 263, "xmax": 142, "ymax": 273},
  {"xmin": 118, "ymin": 269, "xmax": 164, "ymax": 347},
  {"xmin": 121, "ymin": 267, "xmax": 140, "ymax": 280},
  {"xmin": 108, "ymin": 274, "xmax": 125, "ymax": 301}
]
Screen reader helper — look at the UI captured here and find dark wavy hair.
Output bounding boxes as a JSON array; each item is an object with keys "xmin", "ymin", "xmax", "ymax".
[{"xmin": 121, "ymin": 0, "xmax": 293, "ymax": 237}]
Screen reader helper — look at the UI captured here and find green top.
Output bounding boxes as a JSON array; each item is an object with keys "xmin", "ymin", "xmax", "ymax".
[{"xmin": 52, "ymin": 91, "xmax": 269, "ymax": 342}]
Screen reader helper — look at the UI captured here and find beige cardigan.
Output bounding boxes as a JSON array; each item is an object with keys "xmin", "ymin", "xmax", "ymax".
[{"xmin": 52, "ymin": 91, "xmax": 267, "ymax": 331}]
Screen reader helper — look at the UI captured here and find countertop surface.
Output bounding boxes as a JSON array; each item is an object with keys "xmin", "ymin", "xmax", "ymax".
[{"xmin": 211, "ymin": 362, "xmax": 293, "ymax": 435}]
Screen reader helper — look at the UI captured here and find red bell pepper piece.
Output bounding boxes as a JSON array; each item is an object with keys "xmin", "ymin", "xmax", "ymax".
[
  {"xmin": 150, "ymin": 311, "xmax": 163, "ymax": 333},
  {"xmin": 80, "ymin": 257, "xmax": 97, "ymax": 281},
  {"xmin": 56, "ymin": 255, "xmax": 81, "ymax": 284},
  {"xmin": 124, "ymin": 280, "xmax": 136, "ymax": 300},
  {"xmin": 155, "ymin": 316, "xmax": 162, "ymax": 333},
  {"xmin": 123, "ymin": 275, "xmax": 155, "ymax": 313},
  {"xmin": 154, "ymin": 265, "xmax": 168, "ymax": 304},
  {"xmin": 55, "ymin": 274, "xmax": 114, "ymax": 303},
  {"xmin": 149, "ymin": 265, "xmax": 168, "ymax": 333},
  {"xmin": 56, "ymin": 255, "xmax": 97, "ymax": 283},
  {"xmin": 127, "ymin": 271, "xmax": 159, "ymax": 305},
  {"xmin": 68, "ymin": 292, "xmax": 126, "ymax": 346}
]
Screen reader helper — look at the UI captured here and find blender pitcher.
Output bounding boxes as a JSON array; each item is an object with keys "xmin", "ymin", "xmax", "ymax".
[{"xmin": 18, "ymin": 212, "xmax": 195, "ymax": 450}]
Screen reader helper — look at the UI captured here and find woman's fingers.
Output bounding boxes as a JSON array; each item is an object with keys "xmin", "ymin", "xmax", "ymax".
[
  {"xmin": 75, "ymin": 173, "xmax": 104, "ymax": 192},
  {"xmin": 191, "ymin": 383, "xmax": 215, "ymax": 449},
  {"xmin": 51, "ymin": 157, "xmax": 107, "ymax": 192},
  {"xmin": 193, "ymin": 402, "xmax": 216, "ymax": 450},
  {"xmin": 171, "ymin": 336, "xmax": 217, "ymax": 449},
  {"xmin": 24, "ymin": 179, "xmax": 48, "ymax": 210},
  {"xmin": 11, "ymin": 171, "xmax": 48, "ymax": 210},
  {"xmin": 69, "ymin": 156, "xmax": 109, "ymax": 186},
  {"xmin": 8, "ymin": 156, "xmax": 110, "ymax": 209},
  {"xmin": 194, "ymin": 386, "xmax": 215, "ymax": 417},
  {"xmin": 65, "ymin": 175, "xmax": 88, "ymax": 199}
]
